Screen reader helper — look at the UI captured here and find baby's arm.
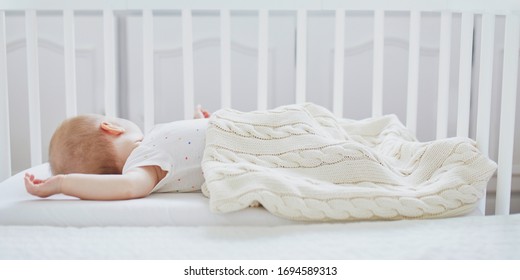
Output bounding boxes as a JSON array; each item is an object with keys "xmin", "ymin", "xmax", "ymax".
[{"xmin": 24, "ymin": 166, "xmax": 162, "ymax": 200}]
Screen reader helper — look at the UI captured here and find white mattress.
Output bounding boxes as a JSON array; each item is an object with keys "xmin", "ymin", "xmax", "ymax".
[
  {"xmin": 0, "ymin": 164, "xmax": 297, "ymax": 226},
  {"xmin": 0, "ymin": 164, "xmax": 482, "ymax": 226}
]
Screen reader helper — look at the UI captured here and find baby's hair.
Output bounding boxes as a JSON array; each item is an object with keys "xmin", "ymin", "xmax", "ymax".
[{"xmin": 49, "ymin": 114, "xmax": 120, "ymax": 175}]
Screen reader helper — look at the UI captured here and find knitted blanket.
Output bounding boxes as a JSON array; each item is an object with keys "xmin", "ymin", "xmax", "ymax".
[{"xmin": 201, "ymin": 103, "xmax": 497, "ymax": 221}]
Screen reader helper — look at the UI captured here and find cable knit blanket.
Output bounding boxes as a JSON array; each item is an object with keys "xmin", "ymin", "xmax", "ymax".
[{"xmin": 201, "ymin": 103, "xmax": 497, "ymax": 221}]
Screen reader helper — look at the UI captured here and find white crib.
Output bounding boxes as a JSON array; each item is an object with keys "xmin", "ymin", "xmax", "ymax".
[{"xmin": 0, "ymin": 0, "xmax": 519, "ymax": 259}]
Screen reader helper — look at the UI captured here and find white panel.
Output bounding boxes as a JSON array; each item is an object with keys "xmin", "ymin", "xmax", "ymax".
[
  {"xmin": 0, "ymin": 11, "xmax": 11, "ymax": 180},
  {"xmin": 333, "ymin": 9, "xmax": 345, "ymax": 117},
  {"xmin": 436, "ymin": 11, "xmax": 452, "ymax": 139},
  {"xmin": 25, "ymin": 10, "xmax": 42, "ymax": 167},
  {"xmin": 495, "ymin": 14, "xmax": 520, "ymax": 215},
  {"xmin": 406, "ymin": 10, "xmax": 420, "ymax": 134},
  {"xmin": 182, "ymin": 9, "xmax": 194, "ymax": 120},
  {"xmin": 220, "ymin": 9, "xmax": 231, "ymax": 109},
  {"xmin": 456, "ymin": 12, "xmax": 474, "ymax": 138},
  {"xmin": 257, "ymin": 9, "xmax": 269, "ymax": 111},
  {"xmin": 295, "ymin": 9, "xmax": 307, "ymax": 104},
  {"xmin": 63, "ymin": 10, "xmax": 77, "ymax": 118},
  {"xmin": 142, "ymin": 9, "xmax": 155, "ymax": 133},
  {"xmin": 476, "ymin": 14, "xmax": 495, "ymax": 156},
  {"xmin": 103, "ymin": 9, "xmax": 117, "ymax": 117},
  {"xmin": 372, "ymin": 10, "xmax": 384, "ymax": 117}
]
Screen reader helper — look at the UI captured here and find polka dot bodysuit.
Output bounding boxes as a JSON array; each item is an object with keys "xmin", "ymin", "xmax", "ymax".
[{"xmin": 122, "ymin": 118, "xmax": 208, "ymax": 193}]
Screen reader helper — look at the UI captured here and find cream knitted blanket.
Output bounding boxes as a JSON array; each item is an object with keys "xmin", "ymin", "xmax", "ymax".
[{"xmin": 201, "ymin": 103, "xmax": 497, "ymax": 221}]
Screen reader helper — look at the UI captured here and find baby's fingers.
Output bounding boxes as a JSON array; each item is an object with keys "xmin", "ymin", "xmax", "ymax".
[
  {"xmin": 24, "ymin": 173, "xmax": 34, "ymax": 184},
  {"xmin": 24, "ymin": 173, "xmax": 33, "ymax": 181},
  {"xmin": 24, "ymin": 176, "xmax": 36, "ymax": 193},
  {"xmin": 23, "ymin": 174, "xmax": 31, "ymax": 185},
  {"xmin": 24, "ymin": 175, "xmax": 46, "ymax": 197},
  {"xmin": 25, "ymin": 173, "xmax": 45, "ymax": 184},
  {"xmin": 28, "ymin": 173, "xmax": 37, "ymax": 183}
]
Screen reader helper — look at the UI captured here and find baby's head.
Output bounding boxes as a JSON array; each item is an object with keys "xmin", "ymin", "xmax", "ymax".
[{"xmin": 49, "ymin": 114, "xmax": 143, "ymax": 175}]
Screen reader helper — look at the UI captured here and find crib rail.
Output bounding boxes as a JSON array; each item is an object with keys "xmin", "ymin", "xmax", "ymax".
[
  {"xmin": 1, "ymin": 0, "xmax": 520, "ymax": 13},
  {"xmin": 1, "ymin": 0, "xmax": 519, "ymax": 215}
]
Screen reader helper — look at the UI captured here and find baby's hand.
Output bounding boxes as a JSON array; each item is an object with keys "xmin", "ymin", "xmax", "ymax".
[
  {"xmin": 194, "ymin": 105, "xmax": 211, "ymax": 119},
  {"xmin": 24, "ymin": 173, "xmax": 63, "ymax": 198}
]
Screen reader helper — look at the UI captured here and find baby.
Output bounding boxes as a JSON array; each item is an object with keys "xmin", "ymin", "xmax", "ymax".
[{"xmin": 24, "ymin": 106, "xmax": 211, "ymax": 200}]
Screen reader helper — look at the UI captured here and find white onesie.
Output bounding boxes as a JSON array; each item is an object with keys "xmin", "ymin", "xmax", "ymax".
[{"xmin": 122, "ymin": 118, "xmax": 208, "ymax": 193}]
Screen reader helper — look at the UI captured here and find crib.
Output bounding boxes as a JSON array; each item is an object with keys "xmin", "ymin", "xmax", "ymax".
[{"xmin": 1, "ymin": 0, "xmax": 519, "ymax": 259}]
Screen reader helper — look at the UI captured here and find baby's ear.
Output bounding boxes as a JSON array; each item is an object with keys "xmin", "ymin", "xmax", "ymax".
[{"xmin": 100, "ymin": 121, "xmax": 125, "ymax": 135}]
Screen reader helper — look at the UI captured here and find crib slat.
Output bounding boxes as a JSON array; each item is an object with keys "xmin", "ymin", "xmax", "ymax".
[
  {"xmin": 372, "ymin": 10, "xmax": 384, "ymax": 117},
  {"xmin": 475, "ymin": 14, "xmax": 495, "ymax": 214},
  {"xmin": 220, "ymin": 9, "xmax": 231, "ymax": 108},
  {"xmin": 142, "ymin": 9, "xmax": 154, "ymax": 133},
  {"xmin": 406, "ymin": 11, "xmax": 420, "ymax": 134},
  {"xmin": 182, "ymin": 9, "xmax": 194, "ymax": 120},
  {"xmin": 63, "ymin": 10, "xmax": 77, "ymax": 118},
  {"xmin": 103, "ymin": 9, "xmax": 117, "ymax": 117},
  {"xmin": 295, "ymin": 9, "xmax": 307, "ymax": 104},
  {"xmin": 333, "ymin": 9, "xmax": 345, "ymax": 117},
  {"xmin": 0, "ymin": 11, "xmax": 11, "ymax": 180},
  {"xmin": 476, "ymin": 14, "xmax": 495, "ymax": 156},
  {"xmin": 436, "ymin": 11, "xmax": 452, "ymax": 139},
  {"xmin": 495, "ymin": 14, "xmax": 520, "ymax": 215},
  {"xmin": 456, "ymin": 13, "xmax": 474, "ymax": 138},
  {"xmin": 257, "ymin": 9, "xmax": 268, "ymax": 110},
  {"xmin": 25, "ymin": 10, "xmax": 42, "ymax": 167}
]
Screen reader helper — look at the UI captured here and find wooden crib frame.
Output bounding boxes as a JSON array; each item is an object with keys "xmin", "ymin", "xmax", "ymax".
[{"xmin": 1, "ymin": 0, "xmax": 519, "ymax": 216}]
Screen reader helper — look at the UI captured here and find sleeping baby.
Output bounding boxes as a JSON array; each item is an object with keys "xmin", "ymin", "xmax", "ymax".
[
  {"xmin": 24, "ymin": 106, "xmax": 211, "ymax": 200},
  {"xmin": 24, "ymin": 102, "xmax": 497, "ymax": 220}
]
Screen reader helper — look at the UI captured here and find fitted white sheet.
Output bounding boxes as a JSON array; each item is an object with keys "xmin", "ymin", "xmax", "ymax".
[
  {"xmin": 1, "ymin": 214, "xmax": 519, "ymax": 259},
  {"xmin": 0, "ymin": 164, "xmax": 297, "ymax": 226}
]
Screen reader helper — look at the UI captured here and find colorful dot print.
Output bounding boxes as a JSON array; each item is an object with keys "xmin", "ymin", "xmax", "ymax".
[{"xmin": 123, "ymin": 119, "xmax": 208, "ymax": 194}]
